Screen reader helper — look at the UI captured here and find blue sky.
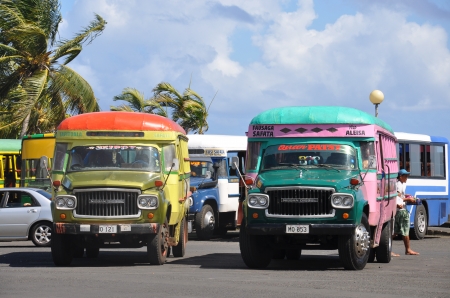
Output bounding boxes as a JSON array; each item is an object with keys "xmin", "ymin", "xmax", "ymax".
[{"xmin": 59, "ymin": 0, "xmax": 450, "ymax": 142}]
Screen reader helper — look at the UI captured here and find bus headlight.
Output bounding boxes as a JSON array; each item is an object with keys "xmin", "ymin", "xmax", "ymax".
[
  {"xmin": 55, "ymin": 195, "xmax": 77, "ymax": 210},
  {"xmin": 137, "ymin": 195, "xmax": 159, "ymax": 209},
  {"xmin": 247, "ymin": 194, "xmax": 269, "ymax": 209},
  {"xmin": 331, "ymin": 194, "xmax": 354, "ymax": 209}
]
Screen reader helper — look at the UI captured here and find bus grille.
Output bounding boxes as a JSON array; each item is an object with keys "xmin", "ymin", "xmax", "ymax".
[
  {"xmin": 266, "ymin": 187, "xmax": 334, "ymax": 217},
  {"xmin": 74, "ymin": 189, "xmax": 140, "ymax": 217}
]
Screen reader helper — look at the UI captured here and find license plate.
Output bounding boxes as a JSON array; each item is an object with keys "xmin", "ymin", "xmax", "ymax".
[
  {"xmin": 99, "ymin": 225, "xmax": 117, "ymax": 233},
  {"xmin": 286, "ymin": 225, "xmax": 309, "ymax": 234}
]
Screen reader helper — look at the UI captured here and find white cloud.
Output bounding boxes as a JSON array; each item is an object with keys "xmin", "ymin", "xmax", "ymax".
[{"xmin": 60, "ymin": 0, "xmax": 450, "ymax": 139}]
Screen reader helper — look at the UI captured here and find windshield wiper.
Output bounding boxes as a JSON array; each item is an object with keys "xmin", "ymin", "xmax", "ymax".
[
  {"xmin": 312, "ymin": 164, "xmax": 341, "ymax": 172},
  {"xmin": 277, "ymin": 163, "xmax": 309, "ymax": 171}
]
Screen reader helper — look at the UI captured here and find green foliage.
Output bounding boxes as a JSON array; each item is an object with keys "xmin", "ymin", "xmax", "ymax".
[
  {"xmin": 111, "ymin": 82, "xmax": 212, "ymax": 134},
  {"xmin": 0, "ymin": 0, "xmax": 106, "ymax": 138}
]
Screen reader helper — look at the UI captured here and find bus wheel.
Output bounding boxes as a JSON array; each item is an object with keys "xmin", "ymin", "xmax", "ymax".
[
  {"xmin": 272, "ymin": 249, "xmax": 286, "ymax": 259},
  {"xmin": 172, "ymin": 217, "xmax": 187, "ymax": 257},
  {"xmin": 86, "ymin": 246, "xmax": 100, "ymax": 258},
  {"xmin": 147, "ymin": 219, "xmax": 169, "ymax": 265},
  {"xmin": 286, "ymin": 249, "xmax": 301, "ymax": 260},
  {"xmin": 410, "ymin": 205, "xmax": 427, "ymax": 240},
  {"xmin": 51, "ymin": 233, "xmax": 73, "ymax": 266},
  {"xmin": 338, "ymin": 213, "xmax": 370, "ymax": 270},
  {"xmin": 195, "ymin": 204, "xmax": 215, "ymax": 240},
  {"xmin": 239, "ymin": 221, "xmax": 272, "ymax": 269},
  {"xmin": 375, "ymin": 220, "xmax": 392, "ymax": 263}
]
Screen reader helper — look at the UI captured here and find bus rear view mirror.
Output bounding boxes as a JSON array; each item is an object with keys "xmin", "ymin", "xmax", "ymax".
[{"xmin": 172, "ymin": 158, "xmax": 179, "ymax": 171}]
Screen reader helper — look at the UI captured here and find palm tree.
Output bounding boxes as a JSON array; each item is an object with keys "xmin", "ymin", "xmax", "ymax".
[
  {"xmin": 110, "ymin": 87, "xmax": 168, "ymax": 117},
  {"xmin": 0, "ymin": 0, "xmax": 106, "ymax": 138},
  {"xmin": 153, "ymin": 82, "xmax": 212, "ymax": 134}
]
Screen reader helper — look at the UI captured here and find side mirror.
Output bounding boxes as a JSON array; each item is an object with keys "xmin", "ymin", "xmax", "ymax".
[
  {"xmin": 205, "ymin": 171, "xmax": 211, "ymax": 179},
  {"xmin": 172, "ymin": 158, "xmax": 180, "ymax": 171},
  {"xmin": 231, "ymin": 156, "xmax": 239, "ymax": 170},
  {"xmin": 213, "ymin": 162, "xmax": 220, "ymax": 169},
  {"xmin": 40, "ymin": 156, "xmax": 49, "ymax": 169}
]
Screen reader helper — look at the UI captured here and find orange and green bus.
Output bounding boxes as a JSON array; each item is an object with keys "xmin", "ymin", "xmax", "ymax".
[
  {"xmin": 0, "ymin": 139, "xmax": 21, "ymax": 188},
  {"xmin": 20, "ymin": 133, "xmax": 55, "ymax": 191}
]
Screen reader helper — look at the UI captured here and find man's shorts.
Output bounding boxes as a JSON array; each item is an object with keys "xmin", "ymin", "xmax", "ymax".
[{"xmin": 394, "ymin": 209, "xmax": 410, "ymax": 236}]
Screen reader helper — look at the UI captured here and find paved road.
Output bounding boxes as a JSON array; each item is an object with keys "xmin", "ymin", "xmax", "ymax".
[{"xmin": 0, "ymin": 232, "xmax": 449, "ymax": 298}]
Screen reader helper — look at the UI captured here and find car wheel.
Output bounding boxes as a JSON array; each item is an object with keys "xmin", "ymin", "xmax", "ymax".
[
  {"xmin": 147, "ymin": 218, "xmax": 169, "ymax": 265},
  {"xmin": 239, "ymin": 220, "xmax": 272, "ymax": 269},
  {"xmin": 338, "ymin": 213, "xmax": 370, "ymax": 270},
  {"xmin": 195, "ymin": 204, "xmax": 215, "ymax": 240},
  {"xmin": 30, "ymin": 221, "xmax": 52, "ymax": 247},
  {"xmin": 375, "ymin": 220, "xmax": 392, "ymax": 263},
  {"xmin": 410, "ymin": 205, "xmax": 427, "ymax": 240},
  {"xmin": 172, "ymin": 217, "xmax": 187, "ymax": 258}
]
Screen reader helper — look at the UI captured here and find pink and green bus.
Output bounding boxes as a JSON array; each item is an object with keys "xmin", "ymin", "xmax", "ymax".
[{"xmin": 239, "ymin": 106, "xmax": 398, "ymax": 270}]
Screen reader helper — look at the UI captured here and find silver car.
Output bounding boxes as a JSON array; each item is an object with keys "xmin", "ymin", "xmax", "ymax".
[{"xmin": 0, "ymin": 188, "xmax": 52, "ymax": 247}]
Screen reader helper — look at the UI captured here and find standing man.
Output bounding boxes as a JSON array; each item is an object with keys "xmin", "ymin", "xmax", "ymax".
[{"xmin": 393, "ymin": 169, "xmax": 420, "ymax": 256}]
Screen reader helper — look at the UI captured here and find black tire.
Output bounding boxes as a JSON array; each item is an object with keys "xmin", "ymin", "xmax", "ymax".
[
  {"xmin": 239, "ymin": 222, "xmax": 272, "ymax": 269},
  {"xmin": 195, "ymin": 204, "xmax": 215, "ymax": 240},
  {"xmin": 376, "ymin": 220, "xmax": 392, "ymax": 263},
  {"xmin": 51, "ymin": 233, "xmax": 73, "ymax": 266},
  {"xmin": 73, "ymin": 245, "xmax": 85, "ymax": 258},
  {"xmin": 86, "ymin": 246, "xmax": 99, "ymax": 258},
  {"xmin": 368, "ymin": 247, "xmax": 376, "ymax": 263},
  {"xmin": 30, "ymin": 221, "xmax": 52, "ymax": 247},
  {"xmin": 285, "ymin": 249, "xmax": 301, "ymax": 260},
  {"xmin": 410, "ymin": 205, "xmax": 427, "ymax": 240},
  {"xmin": 172, "ymin": 217, "xmax": 187, "ymax": 257},
  {"xmin": 147, "ymin": 218, "xmax": 169, "ymax": 265},
  {"xmin": 272, "ymin": 249, "xmax": 286, "ymax": 260},
  {"xmin": 338, "ymin": 213, "xmax": 370, "ymax": 270}
]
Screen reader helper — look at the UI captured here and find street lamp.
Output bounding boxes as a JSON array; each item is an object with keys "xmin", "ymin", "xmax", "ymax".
[{"xmin": 369, "ymin": 90, "xmax": 384, "ymax": 117}]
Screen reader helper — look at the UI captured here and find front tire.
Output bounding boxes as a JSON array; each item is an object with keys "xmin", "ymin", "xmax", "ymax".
[
  {"xmin": 195, "ymin": 204, "xmax": 215, "ymax": 240},
  {"xmin": 172, "ymin": 217, "xmax": 187, "ymax": 257},
  {"xmin": 239, "ymin": 221, "xmax": 272, "ymax": 269},
  {"xmin": 51, "ymin": 233, "xmax": 73, "ymax": 266},
  {"xmin": 338, "ymin": 213, "xmax": 370, "ymax": 270},
  {"xmin": 147, "ymin": 219, "xmax": 169, "ymax": 265},
  {"xmin": 410, "ymin": 205, "xmax": 427, "ymax": 240},
  {"xmin": 30, "ymin": 221, "xmax": 52, "ymax": 247},
  {"xmin": 375, "ymin": 220, "xmax": 392, "ymax": 263}
]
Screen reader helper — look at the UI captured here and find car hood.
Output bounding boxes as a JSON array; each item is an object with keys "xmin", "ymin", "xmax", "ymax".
[
  {"xmin": 256, "ymin": 168, "xmax": 358, "ymax": 191},
  {"xmin": 63, "ymin": 171, "xmax": 162, "ymax": 190}
]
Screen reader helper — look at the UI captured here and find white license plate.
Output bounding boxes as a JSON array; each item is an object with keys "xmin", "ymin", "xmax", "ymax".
[
  {"xmin": 286, "ymin": 225, "xmax": 309, "ymax": 234},
  {"xmin": 99, "ymin": 225, "xmax": 117, "ymax": 233}
]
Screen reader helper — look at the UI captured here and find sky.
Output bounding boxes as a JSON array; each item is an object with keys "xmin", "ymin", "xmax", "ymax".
[{"xmin": 58, "ymin": 0, "xmax": 450, "ymax": 142}]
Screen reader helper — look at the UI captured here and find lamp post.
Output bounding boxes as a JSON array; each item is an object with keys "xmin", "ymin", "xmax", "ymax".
[{"xmin": 369, "ymin": 90, "xmax": 384, "ymax": 117}]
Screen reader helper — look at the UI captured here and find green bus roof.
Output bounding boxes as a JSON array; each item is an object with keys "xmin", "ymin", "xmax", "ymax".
[
  {"xmin": 0, "ymin": 139, "xmax": 21, "ymax": 152},
  {"xmin": 250, "ymin": 106, "xmax": 394, "ymax": 133}
]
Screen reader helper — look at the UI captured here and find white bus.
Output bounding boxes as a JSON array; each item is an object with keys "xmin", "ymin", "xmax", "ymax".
[
  {"xmin": 187, "ymin": 135, "xmax": 247, "ymax": 239},
  {"xmin": 395, "ymin": 132, "xmax": 449, "ymax": 239}
]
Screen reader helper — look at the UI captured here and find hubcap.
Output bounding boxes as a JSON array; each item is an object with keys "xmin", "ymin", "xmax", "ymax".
[
  {"xmin": 417, "ymin": 211, "xmax": 426, "ymax": 233},
  {"xmin": 35, "ymin": 225, "xmax": 51, "ymax": 244},
  {"xmin": 354, "ymin": 223, "xmax": 370, "ymax": 258},
  {"xmin": 203, "ymin": 211, "xmax": 215, "ymax": 230}
]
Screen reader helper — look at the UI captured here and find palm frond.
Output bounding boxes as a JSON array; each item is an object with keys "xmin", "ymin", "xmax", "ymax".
[
  {"xmin": 53, "ymin": 14, "xmax": 106, "ymax": 60},
  {"xmin": 49, "ymin": 65, "xmax": 97, "ymax": 113}
]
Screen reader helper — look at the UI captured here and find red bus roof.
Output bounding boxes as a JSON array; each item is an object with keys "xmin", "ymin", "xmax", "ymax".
[{"xmin": 57, "ymin": 112, "xmax": 186, "ymax": 134}]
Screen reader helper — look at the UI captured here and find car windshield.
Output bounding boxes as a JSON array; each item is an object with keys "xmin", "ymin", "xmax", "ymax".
[
  {"xmin": 67, "ymin": 145, "xmax": 161, "ymax": 172},
  {"xmin": 36, "ymin": 190, "xmax": 52, "ymax": 200},
  {"xmin": 190, "ymin": 160, "xmax": 214, "ymax": 178},
  {"xmin": 261, "ymin": 143, "xmax": 358, "ymax": 171}
]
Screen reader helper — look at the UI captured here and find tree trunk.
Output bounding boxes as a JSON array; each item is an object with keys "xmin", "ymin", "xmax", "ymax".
[{"xmin": 19, "ymin": 112, "xmax": 31, "ymax": 138}]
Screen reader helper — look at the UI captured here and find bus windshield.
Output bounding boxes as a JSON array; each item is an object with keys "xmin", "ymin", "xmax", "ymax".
[
  {"xmin": 190, "ymin": 159, "xmax": 214, "ymax": 178},
  {"xmin": 66, "ymin": 145, "xmax": 161, "ymax": 172},
  {"xmin": 261, "ymin": 143, "xmax": 358, "ymax": 171}
]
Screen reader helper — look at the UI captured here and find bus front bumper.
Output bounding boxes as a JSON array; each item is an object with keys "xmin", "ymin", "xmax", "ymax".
[
  {"xmin": 53, "ymin": 223, "xmax": 160, "ymax": 235},
  {"xmin": 245, "ymin": 223, "xmax": 356, "ymax": 235}
]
